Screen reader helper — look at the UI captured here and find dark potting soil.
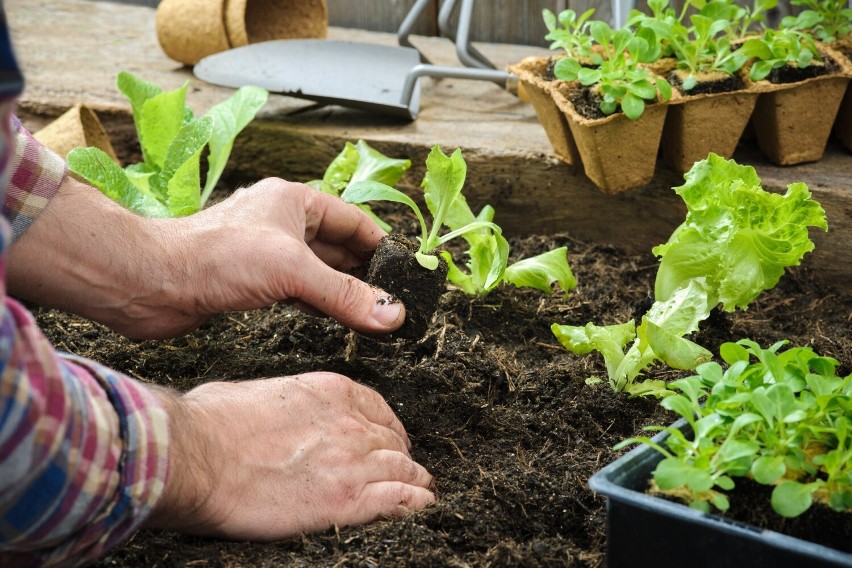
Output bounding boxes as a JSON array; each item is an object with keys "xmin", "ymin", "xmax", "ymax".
[
  {"xmin": 766, "ymin": 54, "xmax": 840, "ymax": 84},
  {"xmin": 669, "ymin": 71, "xmax": 744, "ymax": 96},
  {"xmin": 31, "ymin": 223, "xmax": 852, "ymax": 567},
  {"xmin": 365, "ymin": 233, "xmax": 449, "ymax": 341},
  {"xmin": 565, "ymin": 87, "xmax": 609, "ymax": 121}
]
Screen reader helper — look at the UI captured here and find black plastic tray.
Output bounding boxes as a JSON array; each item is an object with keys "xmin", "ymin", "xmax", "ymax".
[{"xmin": 588, "ymin": 421, "xmax": 852, "ymax": 568}]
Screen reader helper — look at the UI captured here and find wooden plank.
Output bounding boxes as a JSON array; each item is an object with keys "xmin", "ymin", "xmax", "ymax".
[{"xmin": 13, "ymin": 0, "xmax": 852, "ymax": 290}]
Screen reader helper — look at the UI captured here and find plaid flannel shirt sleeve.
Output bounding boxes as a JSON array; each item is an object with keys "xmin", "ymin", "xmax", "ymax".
[
  {"xmin": 0, "ymin": 114, "xmax": 171, "ymax": 566},
  {"xmin": 3, "ymin": 115, "xmax": 65, "ymax": 241}
]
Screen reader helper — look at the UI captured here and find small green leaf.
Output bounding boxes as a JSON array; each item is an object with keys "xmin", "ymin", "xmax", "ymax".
[
  {"xmin": 771, "ymin": 481, "xmax": 817, "ymax": 517},
  {"xmin": 620, "ymin": 93, "xmax": 645, "ymax": 120},
  {"xmin": 202, "ymin": 85, "xmax": 269, "ymax": 205},
  {"xmin": 503, "ymin": 247, "xmax": 576, "ymax": 295},
  {"xmin": 415, "ymin": 252, "xmax": 440, "ymax": 271},
  {"xmin": 752, "ymin": 455, "xmax": 786, "ymax": 484}
]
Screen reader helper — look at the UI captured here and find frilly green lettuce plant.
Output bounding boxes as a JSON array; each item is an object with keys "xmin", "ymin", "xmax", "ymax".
[{"xmin": 552, "ymin": 153, "xmax": 828, "ymax": 397}]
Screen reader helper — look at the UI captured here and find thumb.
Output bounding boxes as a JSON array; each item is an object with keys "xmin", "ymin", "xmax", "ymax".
[{"xmin": 295, "ymin": 258, "xmax": 405, "ymax": 334}]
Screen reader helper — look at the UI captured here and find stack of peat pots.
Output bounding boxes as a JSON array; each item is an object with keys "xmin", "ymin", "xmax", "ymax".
[
  {"xmin": 155, "ymin": 0, "xmax": 328, "ymax": 66},
  {"xmin": 511, "ymin": 26, "xmax": 852, "ymax": 195}
]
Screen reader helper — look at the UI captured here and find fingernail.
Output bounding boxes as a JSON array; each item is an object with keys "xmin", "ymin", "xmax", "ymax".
[{"xmin": 372, "ymin": 295, "xmax": 404, "ymax": 328}]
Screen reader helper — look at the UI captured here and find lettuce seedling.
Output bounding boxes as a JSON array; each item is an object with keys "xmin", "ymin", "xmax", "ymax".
[
  {"xmin": 439, "ymin": 200, "xmax": 576, "ymax": 297},
  {"xmin": 68, "ymin": 71, "xmax": 268, "ymax": 217},
  {"xmin": 781, "ymin": 0, "xmax": 852, "ymax": 42},
  {"xmin": 738, "ymin": 27, "xmax": 822, "ymax": 81},
  {"xmin": 616, "ymin": 339, "xmax": 852, "ymax": 517},
  {"xmin": 554, "ymin": 21, "xmax": 672, "ymax": 119},
  {"xmin": 308, "ymin": 140, "xmax": 411, "ymax": 233},
  {"xmin": 542, "ymin": 7, "xmax": 596, "ymax": 60},
  {"xmin": 553, "ymin": 153, "xmax": 828, "ymax": 396},
  {"xmin": 641, "ymin": 10, "xmax": 748, "ymax": 91},
  {"xmin": 343, "ymin": 145, "xmax": 576, "ymax": 296},
  {"xmin": 343, "ymin": 145, "xmax": 503, "ymax": 272}
]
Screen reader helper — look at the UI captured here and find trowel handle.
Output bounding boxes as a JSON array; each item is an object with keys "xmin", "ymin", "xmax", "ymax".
[{"xmin": 400, "ymin": 65, "xmax": 518, "ymax": 109}]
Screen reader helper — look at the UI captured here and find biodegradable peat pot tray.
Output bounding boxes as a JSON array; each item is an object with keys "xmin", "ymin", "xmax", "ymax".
[
  {"xmin": 551, "ymin": 82, "xmax": 668, "ymax": 194},
  {"xmin": 747, "ymin": 49, "xmax": 849, "ymax": 166},
  {"xmin": 662, "ymin": 72, "xmax": 759, "ymax": 173},
  {"xmin": 156, "ymin": 0, "xmax": 327, "ymax": 65},
  {"xmin": 588, "ymin": 422, "xmax": 852, "ymax": 568},
  {"xmin": 507, "ymin": 56, "xmax": 581, "ymax": 167}
]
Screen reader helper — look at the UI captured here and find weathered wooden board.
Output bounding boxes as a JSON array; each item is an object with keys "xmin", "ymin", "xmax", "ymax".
[{"xmin": 12, "ymin": 0, "xmax": 852, "ymax": 291}]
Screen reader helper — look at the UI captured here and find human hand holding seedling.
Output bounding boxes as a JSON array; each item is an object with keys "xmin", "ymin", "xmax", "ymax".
[{"xmin": 8, "ymin": 175, "xmax": 404, "ymax": 339}]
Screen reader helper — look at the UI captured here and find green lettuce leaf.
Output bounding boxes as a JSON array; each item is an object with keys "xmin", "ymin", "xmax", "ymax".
[
  {"xmin": 653, "ymin": 153, "xmax": 828, "ymax": 310},
  {"xmin": 504, "ymin": 247, "xmax": 576, "ymax": 295},
  {"xmin": 202, "ymin": 85, "xmax": 269, "ymax": 205},
  {"xmin": 67, "ymin": 147, "xmax": 170, "ymax": 217}
]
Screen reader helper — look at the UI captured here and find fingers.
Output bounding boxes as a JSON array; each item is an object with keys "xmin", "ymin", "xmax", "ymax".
[
  {"xmin": 362, "ymin": 449, "xmax": 433, "ymax": 488},
  {"xmin": 355, "ymin": 481, "xmax": 436, "ymax": 521},
  {"xmin": 304, "ymin": 190, "xmax": 386, "ymax": 258},
  {"xmin": 291, "ymin": 259, "xmax": 405, "ymax": 333},
  {"xmin": 352, "ymin": 383, "xmax": 411, "ymax": 448}
]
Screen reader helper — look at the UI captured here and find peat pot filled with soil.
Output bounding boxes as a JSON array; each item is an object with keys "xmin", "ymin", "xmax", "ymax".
[
  {"xmin": 661, "ymin": 68, "xmax": 759, "ymax": 174},
  {"xmin": 551, "ymin": 81, "xmax": 668, "ymax": 194},
  {"xmin": 508, "ymin": 56, "xmax": 582, "ymax": 167},
  {"xmin": 747, "ymin": 48, "xmax": 849, "ymax": 166},
  {"xmin": 366, "ymin": 233, "xmax": 449, "ymax": 341}
]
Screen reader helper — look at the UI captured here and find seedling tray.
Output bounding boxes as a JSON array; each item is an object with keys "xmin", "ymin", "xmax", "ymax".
[{"xmin": 588, "ymin": 421, "xmax": 852, "ymax": 568}]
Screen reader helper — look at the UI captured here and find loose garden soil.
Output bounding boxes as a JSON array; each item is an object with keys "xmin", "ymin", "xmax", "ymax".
[{"xmin": 32, "ymin": 206, "xmax": 851, "ymax": 567}]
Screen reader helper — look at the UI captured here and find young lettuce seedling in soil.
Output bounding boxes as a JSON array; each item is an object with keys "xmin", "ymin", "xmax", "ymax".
[
  {"xmin": 542, "ymin": 7, "xmax": 596, "ymax": 61},
  {"xmin": 438, "ymin": 202, "xmax": 576, "ymax": 298},
  {"xmin": 552, "ymin": 153, "xmax": 828, "ymax": 397},
  {"xmin": 553, "ymin": 21, "xmax": 672, "ymax": 120},
  {"xmin": 739, "ymin": 27, "xmax": 824, "ymax": 82},
  {"xmin": 781, "ymin": 0, "xmax": 852, "ymax": 42},
  {"xmin": 615, "ymin": 339, "xmax": 852, "ymax": 518},
  {"xmin": 307, "ymin": 139, "xmax": 411, "ymax": 233},
  {"xmin": 68, "ymin": 71, "xmax": 268, "ymax": 217},
  {"xmin": 636, "ymin": 2, "xmax": 750, "ymax": 92},
  {"xmin": 343, "ymin": 145, "xmax": 505, "ymax": 339}
]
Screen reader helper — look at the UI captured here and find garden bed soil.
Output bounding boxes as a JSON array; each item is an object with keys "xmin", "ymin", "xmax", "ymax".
[{"xmin": 32, "ymin": 211, "xmax": 852, "ymax": 567}]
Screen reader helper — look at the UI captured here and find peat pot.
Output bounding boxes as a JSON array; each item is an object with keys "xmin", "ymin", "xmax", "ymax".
[
  {"xmin": 748, "ymin": 49, "xmax": 849, "ymax": 166},
  {"xmin": 507, "ymin": 56, "xmax": 581, "ymax": 167},
  {"xmin": 588, "ymin": 422, "xmax": 852, "ymax": 568},
  {"xmin": 156, "ymin": 0, "xmax": 327, "ymax": 65},
  {"xmin": 551, "ymin": 82, "xmax": 668, "ymax": 194},
  {"xmin": 33, "ymin": 103, "xmax": 118, "ymax": 162},
  {"xmin": 661, "ymin": 87, "xmax": 759, "ymax": 174}
]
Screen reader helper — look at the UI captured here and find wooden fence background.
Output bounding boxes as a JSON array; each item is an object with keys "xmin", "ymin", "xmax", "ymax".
[{"xmin": 94, "ymin": 0, "xmax": 811, "ymax": 46}]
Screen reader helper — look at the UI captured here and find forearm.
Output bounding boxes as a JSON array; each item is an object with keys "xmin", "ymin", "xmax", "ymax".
[{"xmin": 6, "ymin": 174, "xmax": 190, "ymax": 339}]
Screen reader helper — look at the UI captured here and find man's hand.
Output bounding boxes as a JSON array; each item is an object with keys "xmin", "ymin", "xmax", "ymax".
[
  {"xmin": 145, "ymin": 373, "xmax": 434, "ymax": 538},
  {"xmin": 8, "ymin": 175, "xmax": 404, "ymax": 339}
]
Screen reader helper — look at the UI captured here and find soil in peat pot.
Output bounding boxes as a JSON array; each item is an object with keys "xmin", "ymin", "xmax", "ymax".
[{"xmin": 31, "ymin": 207, "xmax": 852, "ymax": 567}]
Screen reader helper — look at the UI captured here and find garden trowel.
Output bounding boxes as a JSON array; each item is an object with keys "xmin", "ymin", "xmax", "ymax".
[{"xmin": 193, "ymin": 0, "xmax": 515, "ymax": 120}]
